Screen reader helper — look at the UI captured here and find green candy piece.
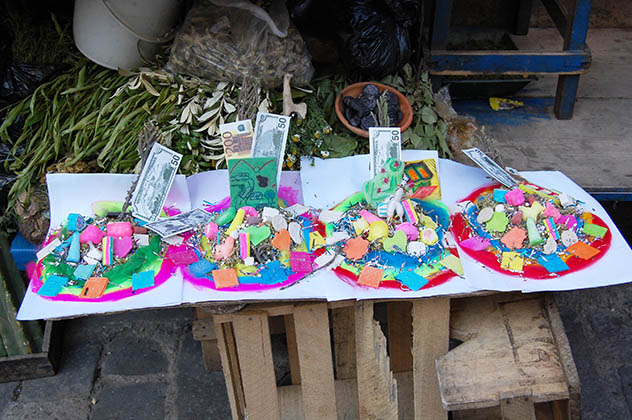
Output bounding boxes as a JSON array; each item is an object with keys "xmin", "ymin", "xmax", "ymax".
[
  {"xmin": 486, "ymin": 212, "xmax": 509, "ymax": 233},
  {"xmin": 104, "ymin": 235, "xmax": 161, "ymax": 287},
  {"xmin": 526, "ymin": 217, "xmax": 544, "ymax": 246},
  {"xmin": 244, "ymin": 225, "xmax": 271, "ymax": 246},
  {"xmin": 582, "ymin": 223, "xmax": 608, "ymax": 238},
  {"xmin": 216, "ymin": 207, "xmax": 237, "ymax": 226},
  {"xmin": 382, "ymin": 230, "xmax": 408, "ymax": 253}
]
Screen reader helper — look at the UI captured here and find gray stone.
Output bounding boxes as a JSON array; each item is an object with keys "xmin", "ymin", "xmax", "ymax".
[
  {"xmin": 0, "ymin": 382, "xmax": 19, "ymax": 417},
  {"xmin": 176, "ymin": 331, "xmax": 231, "ymax": 419},
  {"xmin": 19, "ymin": 341, "xmax": 100, "ymax": 403},
  {"xmin": 91, "ymin": 382, "xmax": 166, "ymax": 420},
  {"xmin": 101, "ymin": 335, "xmax": 168, "ymax": 376},
  {"xmin": 2, "ymin": 397, "xmax": 88, "ymax": 420}
]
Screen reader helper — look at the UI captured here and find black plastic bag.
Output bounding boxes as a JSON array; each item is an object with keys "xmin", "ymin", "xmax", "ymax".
[
  {"xmin": 338, "ymin": 0, "xmax": 418, "ymax": 79},
  {"xmin": 1, "ymin": 63, "xmax": 58, "ymax": 107}
]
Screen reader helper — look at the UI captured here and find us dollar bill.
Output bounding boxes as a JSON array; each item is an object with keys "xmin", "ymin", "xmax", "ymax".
[
  {"xmin": 251, "ymin": 112, "xmax": 290, "ymax": 185},
  {"xmin": 369, "ymin": 127, "xmax": 401, "ymax": 177},
  {"xmin": 145, "ymin": 208, "xmax": 212, "ymax": 238},
  {"xmin": 462, "ymin": 147, "xmax": 517, "ymax": 188},
  {"xmin": 131, "ymin": 143, "xmax": 182, "ymax": 222},
  {"xmin": 220, "ymin": 119, "xmax": 253, "ymax": 159}
]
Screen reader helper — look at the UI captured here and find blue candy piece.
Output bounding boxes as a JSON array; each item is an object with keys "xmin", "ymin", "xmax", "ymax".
[
  {"xmin": 537, "ymin": 254, "xmax": 569, "ymax": 273},
  {"xmin": 67, "ymin": 213, "xmax": 86, "ymax": 231},
  {"xmin": 395, "ymin": 270, "xmax": 429, "ymax": 291},
  {"xmin": 259, "ymin": 261, "xmax": 290, "ymax": 285},
  {"xmin": 74, "ymin": 264, "xmax": 96, "ymax": 280},
  {"xmin": 493, "ymin": 189, "xmax": 508, "ymax": 203},
  {"xmin": 134, "ymin": 218, "xmax": 148, "ymax": 227},
  {"xmin": 67, "ymin": 231, "xmax": 81, "ymax": 263},
  {"xmin": 132, "ymin": 270, "xmax": 155, "ymax": 291},
  {"xmin": 38, "ymin": 275, "xmax": 68, "ymax": 297},
  {"xmin": 238, "ymin": 275, "xmax": 264, "ymax": 285},
  {"xmin": 188, "ymin": 260, "xmax": 217, "ymax": 277}
]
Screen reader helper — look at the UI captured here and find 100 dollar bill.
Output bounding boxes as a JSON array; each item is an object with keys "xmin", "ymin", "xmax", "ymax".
[
  {"xmin": 220, "ymin": 120, "xmax": 253, "ymax": 159},
  {"xmin": 463, "ymin": 147, "xmax": 517, "ymax": 188},
  {"xmin": 145, "ymin": 208, "xmax": 212, "ymax": 238},
  {"xmin": 131, "ymin": 143, "xmax": 182, "ymax": 222},
  {"xmin": 251, "ymin": 112, "xmax": 290, "ymax": 185},
  {"xmin": 369, "ymin": 127, "xmax": 401, "ymax": 177}
]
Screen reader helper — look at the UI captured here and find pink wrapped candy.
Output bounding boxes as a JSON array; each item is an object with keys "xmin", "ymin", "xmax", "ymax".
[{"xmin": 395, "ymin": 222, "xmax": 419, "ymax": 241}]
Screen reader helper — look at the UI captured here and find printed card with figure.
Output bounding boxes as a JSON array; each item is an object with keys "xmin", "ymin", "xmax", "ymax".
[{"xmin": 228, "ymin": 157, "xmax": 278, "ymax": 209}]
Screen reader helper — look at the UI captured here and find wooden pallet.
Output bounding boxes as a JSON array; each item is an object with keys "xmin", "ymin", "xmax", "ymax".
[{"xmin": 193, "ymin": 293, "xmax": 579, "ymax": 420}]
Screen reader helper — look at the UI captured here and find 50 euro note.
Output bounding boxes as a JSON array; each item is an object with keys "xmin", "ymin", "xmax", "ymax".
[
  {"xmin": 251, "ymin": 112, "xmax": 290, "ymax": 185},
  {"xmin": 369, "ymin": 127, "xmax": 402, "ymax": 177},
  {"xmin": 131, "ymin": 143, "xmax": 182, "ymax": 222},
  {"xmin": 220, "ymin": 119, "xmax": 253, "ymax": 159}
]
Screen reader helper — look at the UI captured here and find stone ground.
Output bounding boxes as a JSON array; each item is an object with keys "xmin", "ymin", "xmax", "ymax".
[{"xmin": 3, "ymin": 27, "xmax": 632, "ymax": 420}]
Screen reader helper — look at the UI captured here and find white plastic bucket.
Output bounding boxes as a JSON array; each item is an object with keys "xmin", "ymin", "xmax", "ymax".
[{"xmin": 73, "ymin": 0, "xmax": 183, "ymax": 70}]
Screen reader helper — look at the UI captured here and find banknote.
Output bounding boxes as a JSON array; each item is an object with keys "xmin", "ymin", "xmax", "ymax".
[
  {"xmin": 369, "ymin": 127, "xmax": 401, "ymax": 177},
  {"xmin": 131, "ymin": 143, "xmax": 182, "ymax": 222},
  {"xmin": 251, "ymin": 112, "xmax": 290, "ymax": 185},
  {"xmin": 220, "ymin": 119, "xmax": 253, "ymax": 159},
  {"xmin": 145, "ymin": 208, "xmax": 212, "ymax": 238},
  {"xmin": 462, "ymin": 147, "xmax": 517, "ymax": 188}
]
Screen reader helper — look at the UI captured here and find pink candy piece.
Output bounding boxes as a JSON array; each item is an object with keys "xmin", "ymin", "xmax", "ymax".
[
  {"xmin": 290, "ymin": 252, "xmax": 313, "ymax": 273},
  {"xmin": 113, "ymin": 236, "xmax": 134, "ymax": 258},
  {"xmin": 395, "ymin": 222, "xmax": 419, "ymax": 241},
  {"xmin": 80, "ymin": 224, "xmax": 105, "ymax": 245},
  {"xmin": 558, "ymin": 214, "xmax": 578, "ymax": 229},
  {"xmin": 360, "ymin": 210, "xmax": 382, "ymax": 224},
  {"xmin": 239, "ymin": 233, "xmax": 250, "ymax": 260},
  {"xmin": 167, "ymin": 249, "xmax": 200, "ymax": 265},
  {"xmin": 204, "ymin": 222, "xmax": 218, "ymax": 240},
  {"xmin": 460, "ymin": 236, "xmax": 491, "ymax": 251},
  {"xmin": 107, "ymin": 222, "xmax": 132, "ymax": 237},
  {"xmin": 215, "ymin": 237, "xmax": 235, "ymax": 260},
  {"xmin": 240, "ymin": 206, "xmax": 258, "ymax": 217},
  {"xmin": 543, "ymin": 202, "xmax": 562, "ymax": 222},
  {"xmin": 504, "ymin": 189, "xmax": 525, "ymax": 206}
]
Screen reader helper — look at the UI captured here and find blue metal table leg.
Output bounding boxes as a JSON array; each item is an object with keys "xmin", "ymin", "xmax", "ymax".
[{"xmin": 554, "ymin": 0, "xmax": 591, "ymax": 119}]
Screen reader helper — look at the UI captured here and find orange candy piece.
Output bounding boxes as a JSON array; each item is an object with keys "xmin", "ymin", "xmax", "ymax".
[
  {"xmin": 500, "ymin": 227, "xmax": 527, "ymax": 249},
  {"xmin": 212, "ymin": 268, "xmax": 239, "ymax": 289},
  {"xmin": 271, "ymin": 229, "xmax": 291, "ymax": 251},
  {"xmin": 343, "ymin": 237, "xmax": 369, "ymax": 260},
  {"xmin": 357, "ymin": 266, "xmax": 384, "ymax": 288},
  {"xmin": 566, "ymin": 241, "xmax": 600, "ymax": 260},
  {"xmin": 79, "ymin": 277, "xmax": 109, "ymax": 299}
]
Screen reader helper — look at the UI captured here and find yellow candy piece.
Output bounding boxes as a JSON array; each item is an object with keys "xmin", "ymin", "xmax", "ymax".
[
  {"xmin": 352, "ymin": 218, "xmax": 370, "ymax": 235},
  {"xmin": 421, "ymin": 214, "xmax": 437, "ymax": 229},
  {"xmin": 421, "ymin": 227, "xmax": 439, "ymax": 245},
  {"xmin": 519, "ymin": 201, "xmax": 544, "ymax": 221},
  {"xmin": 226, "ymin": 209, "xmax": 245, "ymax": 235},
  {"xmin": 500, "ymin": 251, "xmax": 524, "ymax": 272},
  {"xmin": 368, "ymin": 220, "xmax": 389, "ymax": 241},
  {"xmin": 280, "ymin": 250, "xmax": 291, "ymax": 267},
  {"xmin": 309, "ymin": 231, "xmax": 326, "ymax": 249}
]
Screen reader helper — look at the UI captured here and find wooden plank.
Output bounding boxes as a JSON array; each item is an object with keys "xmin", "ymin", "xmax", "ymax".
[
  {"xmin": 278, "ymin": 372, "xmax": 413, "ymax": 420},
  {"xmin": 232, "ymin": 312, "xmax": 281, "ymax": 420},
  {"xmin": 387, "ymin": 301, "xmax": 413, "ymax": 373},
  {"xmin": 513, "ymin": 0, "xmax": 534, "ymax": 35},
  {"xmin": 500, "ymin": 394, "xmax": 537, "ymax": 420},
  {"xmin": 332, "ymin": 306, "xmax": 356, "ymax": 380},
  {"xmin": 0, "ymin": 271, "xmax": 30, "ymax": 356},
  {"xmin": 539, "ymin": 0, "xmax": 569, "ymax": 37},
  {"xmin": 437, "ymin": 295, "xmax": 569, "ymax": 411},
  {"xmin": 544, "ymin": 294, "xmax": 580, "ymax": 420},
  {"xmin": 194, "ymin": 308, "xmax": 221, "ymax": 372},
  {"xmin": 428, "ymin": 50, "xmax": 591, "ymax": 76},
  {"xmin": 355, "ymin": 301, "xmax": 398, "ymax": 420},
  {"xmin": 284, "ymin": 314, "xmax": 301, "ymax": 385},
  {"xmin": 213, "ymin": 304, "xmax": 297, "ymax": 323},
  {"xmin": 412, "ymin": 297, "xmax": 450, "ymax": 420},
  {"xmin": 293, "ymin": 304, "xmax": 337, "ymax": 419},
  {"xmin": 214, "ymin": 322, "xmax": 245, "ymax": 420}
]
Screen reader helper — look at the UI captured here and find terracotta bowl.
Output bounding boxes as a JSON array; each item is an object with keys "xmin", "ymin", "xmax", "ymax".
[{"xmin": 335, "ymin": 82, "xmax": 414, "ymax": 138}]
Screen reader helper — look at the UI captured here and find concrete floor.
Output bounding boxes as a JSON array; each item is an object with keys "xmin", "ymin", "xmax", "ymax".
[{"xmin": 2, "ymin": 28, "xmax": 632, "ymax": 420}]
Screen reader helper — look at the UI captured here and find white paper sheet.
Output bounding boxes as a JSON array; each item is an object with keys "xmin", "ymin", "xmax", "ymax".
[
  {"xmin": 440, "ymin": 159, "xmax": 632, "ymax": 293},
  {"xmin": 17, "ymin": 174, "xmax": 190, "ymax": 320},
  {"xmin": 181, "ymin": 170, "xmax": 323, "ymax": 304},
  {"xmin": 301, "ymin": 151, "xmax": 479, "ymax": 300}
]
